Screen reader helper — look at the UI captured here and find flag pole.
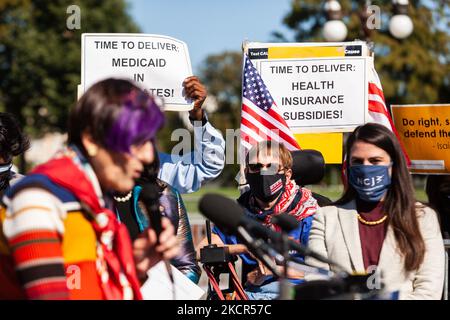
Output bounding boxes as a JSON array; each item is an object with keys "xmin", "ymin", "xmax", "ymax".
[{"xmin": 238, "ymin": 40, "xmax": 250, "ymax": 195}]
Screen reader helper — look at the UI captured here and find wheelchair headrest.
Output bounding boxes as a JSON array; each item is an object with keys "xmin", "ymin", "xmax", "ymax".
[{"xmin": 291, "ymin": 149, "xmax": 325, "ymax": 186}]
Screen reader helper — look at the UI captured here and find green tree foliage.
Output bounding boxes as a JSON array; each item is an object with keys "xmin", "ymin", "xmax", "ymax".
[
  {"xmin": 275, "ymin": 0, "xmax": 449, "ymax": 105},
  {"xmin": 199, "ymin": 51, "xmax": 243, "ymax": 185},
  {"xmin": 271, "ymin": 0, "xmax": 449, "ymax": 189},
  {"xmin": 155, "ymin": 111, "xmax": 187, "ymax": 155},
  {"xmin": 0, "ymin": 0, "xmax": 139, "ymax": 136},
  {"xmin": 156, "ymin": 50, "xmax": 244, "ymax": 183},
  {"xmin": 198, "ymin": 1, "xmax": 448, "ymax": 186}
]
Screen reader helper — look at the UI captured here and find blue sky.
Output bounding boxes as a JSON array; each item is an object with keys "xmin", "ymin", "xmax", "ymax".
[{"xmin": 127, "ymin": 0, "xmax": 295, "ymax": 73}]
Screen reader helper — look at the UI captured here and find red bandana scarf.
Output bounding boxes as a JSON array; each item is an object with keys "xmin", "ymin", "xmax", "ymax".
[
  {"xmin": 245, "ymin": 180, "xmax": 318, "ymax": 232},
  {"xmin": 32, "ymin": 157, "xmax": 142, "ymax": 300}
]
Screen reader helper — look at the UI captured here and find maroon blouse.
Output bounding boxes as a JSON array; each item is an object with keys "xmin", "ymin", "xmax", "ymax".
[{"xmin": 356, "ymin": 200, "xmax": 388, "ymax": 271}]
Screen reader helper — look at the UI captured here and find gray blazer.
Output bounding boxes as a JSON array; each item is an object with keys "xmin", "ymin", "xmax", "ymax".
[{"xmin": 305, "ymin": 200, "xmax": 445, "ymax": 300}]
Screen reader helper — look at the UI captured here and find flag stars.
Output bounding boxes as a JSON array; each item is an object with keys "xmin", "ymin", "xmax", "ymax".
[{"xmin": 243, "ymin": 57, "xmax": 275, "ymax": 111}]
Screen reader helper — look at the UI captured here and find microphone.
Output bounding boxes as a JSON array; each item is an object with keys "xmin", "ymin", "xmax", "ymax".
[
  {"xmin": 271, "ymin": 213, "xmax": 299, "ymax": 233},
  {"xmin": 199, "ymin": 193, "xmax": 346, "ymax": 273},
  {"xmin": 199, "ymin": 194, "xmax": 281, "ymax": 277},
  {"xmin": 199, "ymin": 193, "xmax": 280, "ymax": 244},
  {"xmin": 139, "ymin": 182, "xmax": 175, "ymax": 295},
  {"xmin": 271, "ymin": 213, "xmax": 347, "ymax": 272},
  {"xmin": 139, "ymin": 183, "xmax": 163, "ymax": 238}
]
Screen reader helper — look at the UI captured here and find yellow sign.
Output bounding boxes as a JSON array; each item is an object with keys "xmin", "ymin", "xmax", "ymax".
[
  {"xmin": 391, "ymin": 104, "xmax": 450, "ymax": 174},
  {"xmin": 294, "ymin": 132, "xmax": 343, "ymax": 164},
  {"xmin": 268, "ymin": 46, "xmax": 346, "ymax": 59}
]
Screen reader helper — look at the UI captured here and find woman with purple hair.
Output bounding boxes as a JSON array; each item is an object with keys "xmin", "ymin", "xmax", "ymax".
[{"xmin": 0, "ymin": 78, "xmax": 180, "ymax": 300}]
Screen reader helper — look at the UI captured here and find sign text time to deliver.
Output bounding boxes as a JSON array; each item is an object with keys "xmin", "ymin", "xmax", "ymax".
[
  {"xmin": 81, "ymin": 33, "xmax": 194, "ymax": 111},
  {"xmin": 258, "ymin": 57, "xmax": 367, "ymax": 133}
]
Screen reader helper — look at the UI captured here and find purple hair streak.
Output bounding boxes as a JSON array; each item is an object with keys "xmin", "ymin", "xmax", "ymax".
[{"xmin": 105, "ymin": 90, "xmax": 164, "ymax": 153}]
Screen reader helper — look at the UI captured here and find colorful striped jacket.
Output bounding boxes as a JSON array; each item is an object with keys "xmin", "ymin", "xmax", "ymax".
[{"xmin": 0, "ymin": 174, "xmax": 106, "ymax": 299}]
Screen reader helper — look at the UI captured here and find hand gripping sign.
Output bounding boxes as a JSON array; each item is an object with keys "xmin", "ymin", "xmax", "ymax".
[{"xmin": 81, "ymin": 33, "xmax": 194, "ymax": 111}]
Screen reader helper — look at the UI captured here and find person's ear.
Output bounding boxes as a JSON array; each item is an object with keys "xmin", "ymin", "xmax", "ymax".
[{"xmin": 81, "ymin": 132, "xmax": 99, "ymax": 157}]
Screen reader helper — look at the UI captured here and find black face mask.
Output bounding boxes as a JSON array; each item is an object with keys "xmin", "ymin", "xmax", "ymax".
[
  {"xmin": 246, "ymin": 171, "xmax": 286, "ymax": 203},
  {"xmin": 0, "ymin": 163, "xmax": 12, "ymax": 191}
]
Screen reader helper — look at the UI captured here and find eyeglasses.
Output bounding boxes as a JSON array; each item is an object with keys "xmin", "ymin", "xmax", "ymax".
[{"xmin": 247, "ymin": 162, "xmax": 285, "ymax": 173}]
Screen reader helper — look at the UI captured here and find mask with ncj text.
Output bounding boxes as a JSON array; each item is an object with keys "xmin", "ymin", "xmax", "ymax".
[{"xmin": 348, "ymin": 164, "xmax": 391, "ymax": 202}]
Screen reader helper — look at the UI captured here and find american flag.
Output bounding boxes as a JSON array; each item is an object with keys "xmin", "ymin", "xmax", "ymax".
[
  {"xmin": 341, "ymin": 61, "xmax": 411, "ymax": 184},
  {"xmin": 240, "ymin": 55, "xmax": 300, "ymax": 152},
  {"xmin": 239, "ymin": 54, "xmax": 409, "ymax": 165},
  {"xmin": 368, "ymin": 60, "xmax": 411, "ymax": 164}
]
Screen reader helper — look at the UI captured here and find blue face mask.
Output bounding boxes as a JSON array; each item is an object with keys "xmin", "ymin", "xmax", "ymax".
[{"xmin": 348, "ymin": 164, "xmax": 391, "ymax": 202}]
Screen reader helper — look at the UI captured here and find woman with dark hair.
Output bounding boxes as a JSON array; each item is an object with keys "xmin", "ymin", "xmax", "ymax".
[
  {"xmin": 306, "ymin": 123, "xmax": 445, "ymax": 299},
  {"xmin": 0, "ymin": 112, "xmax": 30, "ymax": 196},
  {"xmin": 114, "ymin": 149, "xmax": 201, "ymax": 283},
  {"xmin": 0, "ymin": 79, "xmax": 180, "ymax": 300},
  {"xmin": 426, "ymin": 175, "xmax": 450, "ymax": 239}
]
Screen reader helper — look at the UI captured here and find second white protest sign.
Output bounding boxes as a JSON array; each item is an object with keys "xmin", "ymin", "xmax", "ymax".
[{"xmin": 247, "ymin": 42, "xmax": 369, "ymax": 133}]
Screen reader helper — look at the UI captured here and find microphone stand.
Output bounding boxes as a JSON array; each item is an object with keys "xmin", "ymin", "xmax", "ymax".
[
  {"xmin": 236, "ymin": 226, "xmax": 282, "ymax": 278},
  {"xmin": 270, "ymin": 213, "xmax": 348, "ymax": 300},
  {"xmin": 201, "ymin": 220, "xmax": 248, "ymax": 300},
  {"xmin": 206, "ymin": 220, "xmax": 212, "ymax": 245},
  {"xmin": 278, "ymin": 233, "xmax": 292, "ymax": 300}
]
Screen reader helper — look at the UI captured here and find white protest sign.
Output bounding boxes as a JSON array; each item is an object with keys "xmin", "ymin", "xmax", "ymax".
[
  {"xmin": 141, "ymin": 261, "xmax": 206, "ymax": 300},
  {"xmin": 246, "ymin": 42, "xmax": 369, "ymax": 133},
  {"xmin": 81, "ymin": 33, "xmax": 193, "ymax": 111}
]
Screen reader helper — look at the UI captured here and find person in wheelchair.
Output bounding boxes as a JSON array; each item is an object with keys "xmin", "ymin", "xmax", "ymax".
[{"xmin": 197, "ymin": 140, "xmax": 318, "ymax": 300}]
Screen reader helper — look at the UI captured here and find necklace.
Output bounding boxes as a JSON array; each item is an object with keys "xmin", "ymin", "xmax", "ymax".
[
  {"xmin": 114, "ymin": 191, "xmax": 132, "ymax": 203},
  {"xmin": 357, "ymin": 213, "xmax": 388, "ymax": 226}
]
